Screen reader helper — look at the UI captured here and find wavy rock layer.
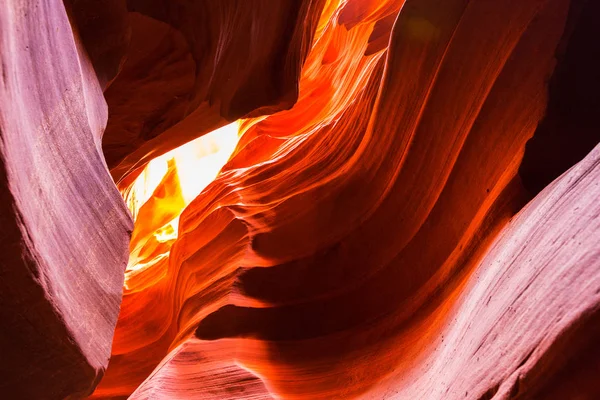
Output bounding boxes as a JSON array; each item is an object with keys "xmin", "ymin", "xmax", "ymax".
[
  {"xmin": 93, "ymin": 0, "xmax": 599, "ymax": 399},
  {"xmin": 1, "ymin": 0, "xmax": 598, "ymax": 399},
  {"xmin": 370, "ymin": 143, "xmax": 600, "ymax": 399},
  {"xmin": 0, "ymin": 0, "xmax": 132, "ymax": 398},
  {"xmin": 132, "ymin": 143, "xmax": 600, "ymax": 400}
]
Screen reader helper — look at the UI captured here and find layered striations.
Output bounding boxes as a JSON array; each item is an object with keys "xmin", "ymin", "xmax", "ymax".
[
  {"xmin": 0, "ymin": 0, "xmax": 598, "ymax": 399},
  {"xmin": 0, "ymin": 0, "xmax": 132, "ymax": 398},
  {"xmin": 94, "ymin": 0, "xmax": 599, "ymax": 399}
]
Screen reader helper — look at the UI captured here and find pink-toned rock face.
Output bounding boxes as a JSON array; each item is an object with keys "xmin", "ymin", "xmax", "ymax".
[
  {"xmin": 0, "ymin": 0, "xmax": 132, "ymax": 398},
  {"xmin": 368, "ymin": 143, "xmax": 600, "ymax": 399},
  {"xmin": 1, "ymin": 0, "xmax": 599, "ymax": 399}
]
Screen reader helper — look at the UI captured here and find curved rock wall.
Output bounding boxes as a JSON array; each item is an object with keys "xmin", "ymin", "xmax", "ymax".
[
  {"xmin": 1, "ymin": 0, "xmax": 598, "ymax": 398},
  {"xmin": 0, "ymin": 0, "xmax": 132, "ymax": 398},
  {"xmin": 93, "ymin": 0, "xmax": 599, "ymax": 399}
]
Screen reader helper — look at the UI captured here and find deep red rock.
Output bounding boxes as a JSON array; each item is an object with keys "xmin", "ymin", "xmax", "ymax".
[
  {"xmin": 1, "ymin": 0, "xmax": 598, "ymax": 398},
  {"xmin": 63, "ymin": 0, "xmax": 130, "ymax": 90},
  {"xmin": 94, "ymin": 0, "xmax": 600, "ymax": 398},
  {"xmin": 519, "ymin": 0, "xmax": 600, "ymax": 195},
  {"xmin": 102, "ymin": 0, "xmax": 327, "ymax": 185}
]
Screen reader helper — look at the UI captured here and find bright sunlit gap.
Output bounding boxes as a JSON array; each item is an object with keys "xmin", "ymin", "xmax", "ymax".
[{"xmin": 121, "ymin": 122, "xmax": 241, "ymax": 287}]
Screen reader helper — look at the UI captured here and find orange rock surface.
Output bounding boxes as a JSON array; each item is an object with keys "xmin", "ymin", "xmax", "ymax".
[{"xmin": 0, "ymin": 0, "xmax": 599, "ymax": 399}]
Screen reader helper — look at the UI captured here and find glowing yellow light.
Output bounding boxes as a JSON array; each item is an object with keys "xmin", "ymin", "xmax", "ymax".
[
  {"xmin": 172, "ymin": 123, "xmax": 240, "ymax": 205},
  {"xmin": 122, "ymin": 122, "xmax": 241, "ymax": 286},
  {"xmin": 122, "ymin": 153, "xmax": 169, "ymax": 222},
  {"xmin": 153, "ymin": 217, "xmax": 180, "ymax": 243},
  {"xmin": 123, "ymin": 122, "xmax": 240, "ymax": 220}
]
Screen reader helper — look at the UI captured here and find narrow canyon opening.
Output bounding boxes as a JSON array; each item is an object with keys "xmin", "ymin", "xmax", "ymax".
[
  {"xmin": 0, "ymin": 0, "xmax": 599, "ymax": 399},
  {"xmin": 121, "ymin": 122, "xmax": 241, "ymax": 290}
]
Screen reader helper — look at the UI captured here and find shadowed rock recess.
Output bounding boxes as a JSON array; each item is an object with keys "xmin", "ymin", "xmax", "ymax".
[{"xmin": 0, "ymin": 0, "xmax": 598, "ymax": 399}]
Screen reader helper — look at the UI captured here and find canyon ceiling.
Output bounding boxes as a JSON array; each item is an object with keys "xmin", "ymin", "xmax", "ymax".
[{"xmin": 0, "ymin": 0, "xmax": 599, "ymax": 399}]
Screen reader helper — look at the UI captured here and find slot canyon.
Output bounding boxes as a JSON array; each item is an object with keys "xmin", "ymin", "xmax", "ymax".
[{"xmin": 1, "ymin": 0, "xmax": 600, "ymax": 398}]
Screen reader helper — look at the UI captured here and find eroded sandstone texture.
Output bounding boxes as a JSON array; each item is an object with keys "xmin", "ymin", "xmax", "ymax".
[
  {"xmin": 0, "ymin": 0, "xmax": 599, "ymax": 399},
  {"xmin": 0, "ymin": 0, "xmax": 132, "ymax": 398}
]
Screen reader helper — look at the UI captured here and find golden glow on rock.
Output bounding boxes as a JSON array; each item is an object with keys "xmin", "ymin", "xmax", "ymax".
[
  {"xmin": 121, "ymin": 122, "xmax": 240, "ymax": 289},
  {"xmin": 122, "ymin": 122, "xmax": 240, "ymax": 220}
]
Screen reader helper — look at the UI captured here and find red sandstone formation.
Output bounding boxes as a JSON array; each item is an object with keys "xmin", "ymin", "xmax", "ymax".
[
  {"xmin": 101, "ymin": 0, "xmax": 327, "ymax": 185},
  {"xmin": 0, "ymin": 0, "xmax": 598, "ymax": 399}
]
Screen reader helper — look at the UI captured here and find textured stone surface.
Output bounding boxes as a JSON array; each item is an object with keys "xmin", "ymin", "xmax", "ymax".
[
  {"xmin": 1, "ymin": 0, "xmax": 598, "ymax": 398},
  {"xmin": 94, "ymin": 0, "xmax": 599, "ymax": 399},
  {"xmin": 0, "ymin": 0, "xmax": 132, "ymax": 398},
  {"xmin": 371, "ymin": 143, "xmax": 600, "ymax": 399}
]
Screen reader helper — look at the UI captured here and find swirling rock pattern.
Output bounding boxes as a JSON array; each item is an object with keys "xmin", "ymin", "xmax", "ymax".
[
  {"xmin": 0, "ymin": 0, "xmax": 598, "ymax": 399},
  {"xmin": 94, "ymin": 0, "xmax": 600, "ymax": 398}
]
